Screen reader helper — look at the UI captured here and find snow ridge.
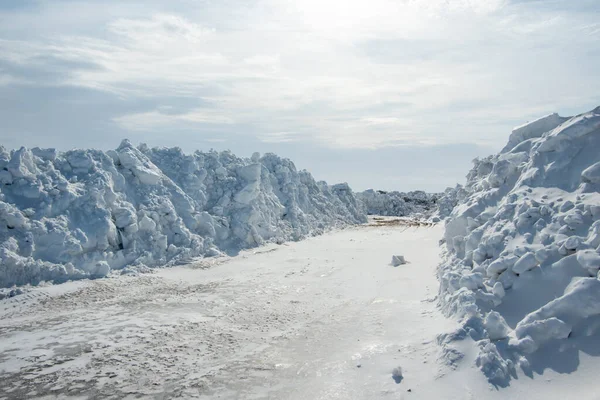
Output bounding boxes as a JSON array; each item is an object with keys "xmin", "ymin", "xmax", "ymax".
[
  {"xmin": 430, "ymin": 185, "xmax": 467, "ymax": 221},
  {"xmin": 0, "ymin": 140, "xmax": 366, "ymax": 288},
  {"xmin": 357, "ymin": 189, "xmax": 439, "ymax": 218},
  {"xmin": 439, "ymin": 106, "xmax": 600, "ymax": 385}
]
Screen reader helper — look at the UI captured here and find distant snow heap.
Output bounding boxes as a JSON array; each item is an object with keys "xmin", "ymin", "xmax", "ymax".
[
  {"xmin": 429, "ymin": 185, "xmax": 467, "ymax": 222},
  {"xmin": 439, "ymin": 106, "xmax": 600, "ymax": 384},
  {"xmin": 357, "ymin": 189, "xmax": 439, "ymax": 218},
  {"xmin": 0, "ymin": 140, "xmax": 366, "ymax": 288}
]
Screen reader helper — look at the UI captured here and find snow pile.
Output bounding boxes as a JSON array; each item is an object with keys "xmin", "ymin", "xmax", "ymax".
[
  {"xmin": 357, "ymin": 189, "xmax": 439, "ymax": 218},
  {"xmin": 439, "ymin": 106, "xmax": 600, "ymax": 384},
  {"xmin": 429, "ymin": 185, "xmax": 467, "ymax": 222},
  {"xmin": 391, "ymin": 366, "xmax": 403, "ymax": 382},
  {"xmin": 391, "ymin": 255, "xmax": 407, "ymax": 266},
  {"xmin": 0, "ymin": 140, "xmax": 366, "ymax": 288}
]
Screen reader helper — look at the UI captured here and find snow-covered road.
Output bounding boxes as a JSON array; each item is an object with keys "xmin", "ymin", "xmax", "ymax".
[{"xmin": 1, "ymin": 219, "xmax": 598, "ymax": 399}]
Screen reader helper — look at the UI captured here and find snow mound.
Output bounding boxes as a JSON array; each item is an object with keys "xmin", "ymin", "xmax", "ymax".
[
  {"xmin": 0, "ymin": 141, "xmax": 366, "ymax": 288},
  {"xmin": 430, "ymin": 185, "xmax": 467, "ymax": 222},
  {"xmin": 391, "ymin": 255, "xmax": 407, "ymax": 266},
  {"xmin": 500, "ymin": 113, "xmax": 568, "ymax": 154},
  {"xmin": 439, "ymin": 106, "xmax": 600, "ymax": 385},
  {"xmin": 357, "ymin": 189, "xmax": 439, "ymax": 218},
  {"xmin": 392, "ymin": 366, "xmax": 403, "ymax": 381}
]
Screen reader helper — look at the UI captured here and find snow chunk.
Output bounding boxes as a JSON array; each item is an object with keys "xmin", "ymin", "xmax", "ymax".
[
  {"xmin": 117, "ymin": 140, "xmax": 163, "ymax": 185},
  {"xmin": 537, "ymin": 111, "xmax": 600, "ymax": 153},
  {"xmin": 515, "ymin": 318, "xmax": 571, "ymax": 353},
  {"xmin": 459, "ymin": 273, "xmax": 484, "ymax": 290},
  {"xmin": 94, "ymin": 261, "xmax": 111, "ymax": 277},
  {"xmin": 138, "ymin": 215, "xmax": 157, "ymax": 231},
  {"xmin": 576, "ymin": 249, "xmax": 600, "ymax": 275},
  {"xmin": 7, "ymin": 147, "xmax": 38, "ymax": 179},
  {"xmin": 581, "ymin": 161, "xmax": 600, "ymax": 184},
  {"xmin": 512, "ymin": 252, "xmax": 537, "ymax": 274},
  {"xmin": 501, "ymin": 113, "xmax": 566, "ymax": 153},
  {"xmin": 391, "ymin": 366, "xmax": 403, "ymax": 380},
  {"xmin": 487, "ymin": 256, "xmax": 518, "ymax": 276},
  {"xmin": 492, "ymin": 282, "xmax": 505, "ymax": 298},
  {"xmin": 391, "ymin": 255, "xmax": 407, "ymax": 266},
  {"xmin": 484, "ymin": 311, "xmax": 511, "ymax": 340}
]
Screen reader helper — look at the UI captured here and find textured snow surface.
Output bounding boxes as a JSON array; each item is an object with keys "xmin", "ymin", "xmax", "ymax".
[
  {"xmin": 3, "ymin": 221, "xmax": 599, "ymax": 399},
  {"xmin": 0, "ymin": 222, "xmax": 463, "ymax": 399},
  {"xmin": 0, "ymin": 140, "xmax": 366, "ymax": 288},
  {"xmin": 357, "ymin": 189, "xmax": 439, "ymax": 218},
  {"xmin": 439, "ymin": 105, "xmax": 600, "ymax": 385},
  {"xmin": 430, "ymin": 185, "xmax": 467, "ymax": 221}
]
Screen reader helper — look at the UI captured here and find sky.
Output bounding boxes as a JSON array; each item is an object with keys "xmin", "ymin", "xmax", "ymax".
[{"xmin": 1, "ymin": 0, "xmax": 599, "ymax": 192}]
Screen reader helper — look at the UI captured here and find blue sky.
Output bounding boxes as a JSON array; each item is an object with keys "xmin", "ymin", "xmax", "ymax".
[{"xmin": 1, "ymin": 0, "xmax": 599, "ymax": 191}]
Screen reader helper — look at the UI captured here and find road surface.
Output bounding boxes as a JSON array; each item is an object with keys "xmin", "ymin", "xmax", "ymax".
[{"xmin": 2, "ymin": 218, "xmax": 596, "ymax": 399}]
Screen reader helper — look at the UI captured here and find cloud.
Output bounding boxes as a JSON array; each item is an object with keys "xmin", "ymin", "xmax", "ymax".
[
  {"xmin": 258, "ymin": 131, "xmax": 300, "ymax": 143},
  {"xmin": 0, "ymin": 73, "xmax": 28, "ymax": 86},
  {"xmin": 0, "ymin": 0, "xmax": 599, "ymax": 152},
  {"xmin": 108, "ymin": 14, "xmax": 214, "ymax": 44},
  {"xmin": 360, "ymin": 117, "xmax": 405, "ymax": 126},
  {"xmin": 114, "ymin": 108, "xmax": 235, "ymax": 131}
]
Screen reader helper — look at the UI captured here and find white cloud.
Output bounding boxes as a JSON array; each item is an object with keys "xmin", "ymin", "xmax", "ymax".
[
  {"xmin": 258, "ymin": 131, "xmax": 300, "ymax": 143},
  {"xmin": 0, "ymin": 73, "xmax": 28, "ymax": 86},
  {"xmin": 243, "ymin": 54, "xmax": 280, "ymax": 66},
  {"xmin": 360, "ymin": 117, "xmax": 405, "ymax": 126},
  {"xmin": 0, "ymin": 0, "xmax": 599, "ymax": 150},
  {"xmin": 108, "ymin": 14, "xmax": 214, "ymax": 44},
  {"xmin": 114, "ymin": 109, "xmax": 235, "ymax": 131}
]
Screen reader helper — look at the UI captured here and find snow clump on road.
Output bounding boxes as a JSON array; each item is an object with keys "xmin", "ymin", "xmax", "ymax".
[{"xmin": 391, "ymin": 255, "xmax": 407, "ymax": 266}]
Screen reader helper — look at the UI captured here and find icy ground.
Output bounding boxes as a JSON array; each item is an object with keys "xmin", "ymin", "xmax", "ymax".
[{"xmin": 2, "ymin": 219, "xmax": 599, "ymax": 399}]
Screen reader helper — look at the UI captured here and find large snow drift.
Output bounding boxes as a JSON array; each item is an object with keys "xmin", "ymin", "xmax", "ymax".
[
  {"xmin": 439, "ymin": 106, "xmax": 600, "ymax": 384},
  {"xmin": 0, "ymin": 140, "xmax": 366, "ymax": 288}
]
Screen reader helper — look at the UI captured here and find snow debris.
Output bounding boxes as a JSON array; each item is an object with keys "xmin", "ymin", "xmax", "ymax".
[
  {"xmin": 430, "ymin": 185, "xmax": 467, "ymax": 221},
  {"xmin": 357, "ymin": 189, "xmax": 440, "ymax": 218},
  {"xmin": 511, "ymin": 252, "xmax": 538, "ymax": 274},
  {"xmin": 484, "ymin": 311, "xmax": 511, "ymax": 341},
  {"xmin": 391, "ymin": 255, "xmax": 407, "ymax": 266},
  {"xmin": 492, "ymin": 281, "xmax": 505, "ymax": 298},
  {"xmin": 0, "ymin": 141, "xmax": 366, "ymax": 288},
  {"xmin": 392, "ymin": 366, "xmax": 403, "ymax": 381},
  {"xmin": 438, "ymin": 105, "xmax": 600, "ymax": 384},
  {"xmin": 357, "ymin": 183, "xmax": 466, "ymax": 222}
]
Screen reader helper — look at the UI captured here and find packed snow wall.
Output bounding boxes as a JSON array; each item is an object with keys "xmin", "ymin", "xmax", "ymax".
[
  {"xmin": 438, "ymin": 107, "xmax": 600, "ymax": 384},
  {"xmin": 428, "ymin": 185, "xmax": 466, "ymax": 221},
  {"xmin": 357, "ymin": 189, "xmax": 440, "ymax": 218},
  {"xmin": 0, "ymin": 140, "xmax": 366, "ymax": 288}
]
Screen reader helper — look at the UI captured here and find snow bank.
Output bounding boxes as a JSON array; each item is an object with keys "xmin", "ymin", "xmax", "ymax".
[
  {"xmin": 430, "ymin": 185, "xmax": 467, "ymax": 221},
  {"xmin": 357, "ymin": 189, "xmax": 439, "ymax": 218},
  {"xmin": 500, "ymin": 113, "xmax": 568, "ymax": 154},
  {"xmin": 357, "ymin": 186, "xmax": 465, "ymax": 221},
  {"xmin": 0, "ymin": 140, "xmax": 366, "ymax": 288},
  {"xmin": 439, "ymin": 106, "xmax": 600, "ymax": 384}
]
